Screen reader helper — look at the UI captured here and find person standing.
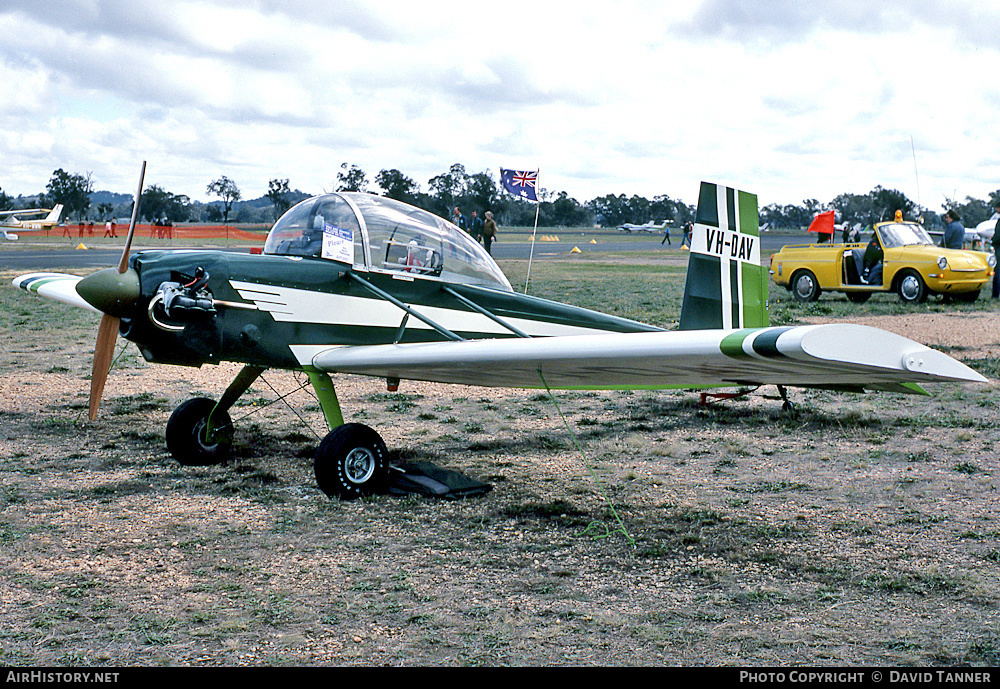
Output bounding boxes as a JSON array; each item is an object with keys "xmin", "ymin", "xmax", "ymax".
[
  {"xmin": 942, "ymin": 210, "xmax": 964, "ymax": 249},
  {"xmin": 660, "ymin": 223, "xmax": 671, "ymax": 246},
  {"xmin": 469, "ymin": 210, "xmax": 484, "ymax": 243},
  {"xmin": 482, "ymin": 211, "xmax": 497, "ymax": 255},
  {"xmin": 452, "ymin": 206, "xmax": 468, "ymax": 233}
]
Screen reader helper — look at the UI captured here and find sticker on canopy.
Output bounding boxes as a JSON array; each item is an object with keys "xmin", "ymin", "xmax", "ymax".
[{"xmin": 322, "ymin": 223, "xmax": 353, "ymax": 264}]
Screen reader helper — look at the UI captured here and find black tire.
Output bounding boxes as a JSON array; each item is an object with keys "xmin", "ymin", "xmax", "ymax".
[
  {"xmin": 896, "ymin": 269, "xmax": 928, "ymax": 304},
  {"xmin": 314, "ymin": 423, "xmax": 389, "ymax": 500},
  {"xmin": 791, "ymin": 269, "xmax": 821, "ymax": 302},
  {"xmin": 165, "ymin": 397, "xmax": 233, "ymax": 466},
  {"xmin": 846, "ymin": 291, "xmax": 872, "ymax": 304}
]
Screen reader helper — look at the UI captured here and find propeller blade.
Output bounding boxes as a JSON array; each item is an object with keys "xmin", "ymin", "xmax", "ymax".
[
  {"xmin": 88, "ymin": 161, "xmax": 145, "ymax": 420},
  {"xmin": 89, "ymin": 313, "xmax": 120, "ymax": 420},
  {"xmin": 117, "ymin": 160, "xmax": 146, "ymax": 274}
]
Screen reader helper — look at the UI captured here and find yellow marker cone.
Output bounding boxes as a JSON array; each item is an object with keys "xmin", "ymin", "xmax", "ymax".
[
  {"xmin": 76, "ymin": 243, "xmax": 88, "ymax": 250},
  {"xmin": 571, "ymin": 246, "xmax": 581, "ymax": 253},
  {"xmin": 590, "ymin": 239, "xmax": 597, "ymax": 244}
]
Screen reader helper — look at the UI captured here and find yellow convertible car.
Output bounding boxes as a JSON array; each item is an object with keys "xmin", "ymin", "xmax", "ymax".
[{"xmin": 770, "ymin": 220, "xmax": 996, "ymax": 304}]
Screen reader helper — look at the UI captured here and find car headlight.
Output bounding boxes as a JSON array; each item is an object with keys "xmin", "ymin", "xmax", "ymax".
[
  {"xmin": 937, "ymin": 256, "xmax": 948, "ymax": 270},
  {"xmin": 989, "ymin": 254, "xmax": 997, "ymax": 268}
]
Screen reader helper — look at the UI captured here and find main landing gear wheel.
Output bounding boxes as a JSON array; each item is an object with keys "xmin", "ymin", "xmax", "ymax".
[
  {"xmin": 165, "ymin": 397, "xmax": 234, "ymax": 466},
  {"xmin": 791, "ymin": 269, "xmax": 821, "ymax": 302},
  {"xmin": 315, "ymin": 423, "xmax": 389, "ymax": 500},
  {"xmin": 896, "ymin": 269, "xmax": 928, "ymax": 304}
]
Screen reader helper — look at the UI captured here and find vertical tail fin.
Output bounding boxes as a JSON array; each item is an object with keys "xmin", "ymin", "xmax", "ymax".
[
  {"xmin": 678, "ymin": 182, "xmax": 768, "ymax": 330},
  {"xmin": 46, "ymin": 205, "xmax": 63, "ymax": 223}
]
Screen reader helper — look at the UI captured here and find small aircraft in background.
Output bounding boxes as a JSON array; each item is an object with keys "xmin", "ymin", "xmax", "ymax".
[
  {"xmin": 970, "ymin": 212, "xmax": 1000, "ymax": 246},
  {"xmin": 618, "ymin": 220, "xmax": 668, "ymax": 232},
  {"xmin": 1, "ymin": 204, "xmax": 64, "ymax": 240},
  {"xmin": 13, "ymin": 166, "xmax": 986, "ymax": 500}
]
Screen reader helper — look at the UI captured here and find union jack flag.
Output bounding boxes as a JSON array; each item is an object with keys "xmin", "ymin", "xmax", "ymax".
[{"xmin": 500, "ymin": 168, "xmax": 538, "ymax": 202}]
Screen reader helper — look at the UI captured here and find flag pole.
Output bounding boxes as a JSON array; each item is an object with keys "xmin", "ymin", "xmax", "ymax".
[{"xmin": 524, "ymin": 169, "xmax": 540, "ymax": 294}]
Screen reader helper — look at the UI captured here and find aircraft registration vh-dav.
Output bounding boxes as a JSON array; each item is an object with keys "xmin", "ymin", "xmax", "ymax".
[
  {"xmin": 13, "ymin": 164, "xmax": 987, "ymax": 499},
  {"xmin": 1, "ymin": 204, "xmax": 63, "ymax": 240}
]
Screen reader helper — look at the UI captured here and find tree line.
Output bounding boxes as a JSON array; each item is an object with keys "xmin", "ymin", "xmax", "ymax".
[{"xmin": 3, "ymin": 165, "xmax": 998, "ymax": 230}]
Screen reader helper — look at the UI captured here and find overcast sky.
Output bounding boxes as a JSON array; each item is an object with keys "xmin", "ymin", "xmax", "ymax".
[{"xmin": 2, "ymin": 0, "xmax": 998, "ymax": 211}]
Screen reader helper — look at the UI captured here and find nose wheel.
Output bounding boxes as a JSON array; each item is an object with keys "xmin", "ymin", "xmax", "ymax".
[{"xmin": 165, "ymin": 397, "xmax": 234, "ymax": 466}]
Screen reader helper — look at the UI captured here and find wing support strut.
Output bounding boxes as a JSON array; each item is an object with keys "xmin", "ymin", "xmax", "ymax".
[
  {"xmin": 345, "ymin": 271, "xmax": 464, "ymax": 342},
  {"xmin": 441, "ymin": 286, "xmax": 532, "ymax": 339}
]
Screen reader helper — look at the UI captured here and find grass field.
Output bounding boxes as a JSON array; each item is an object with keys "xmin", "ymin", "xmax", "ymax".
[{"xmin": 1, "ymin": 247, "xmax": 999, "ymax": 666}]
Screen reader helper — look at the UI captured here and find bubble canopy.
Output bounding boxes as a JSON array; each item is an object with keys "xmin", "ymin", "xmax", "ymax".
[{"xmin": 264, "ymin": 193, "xmax": 512, "ymax": 290}]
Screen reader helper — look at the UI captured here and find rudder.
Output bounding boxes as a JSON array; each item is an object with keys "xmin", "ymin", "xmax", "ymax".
[{"xmin": 678, "ymin": 182, "xmax": 768, "ymax": 330}]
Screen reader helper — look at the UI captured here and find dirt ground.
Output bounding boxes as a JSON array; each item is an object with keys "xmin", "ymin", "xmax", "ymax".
[{"xmin": 1, "ymin": 306, "xmax": 1000, "ymax": 666}]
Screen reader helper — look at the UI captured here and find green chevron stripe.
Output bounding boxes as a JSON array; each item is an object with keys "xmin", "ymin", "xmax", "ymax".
[{"xmin": 720, "ymin": 329, "xmax": 756, "ymax": 358}]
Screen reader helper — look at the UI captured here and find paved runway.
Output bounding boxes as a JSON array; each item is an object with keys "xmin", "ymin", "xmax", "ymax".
[{"xmin": 0, "ymin": 232, "xmax": 806, "ymax": 271}]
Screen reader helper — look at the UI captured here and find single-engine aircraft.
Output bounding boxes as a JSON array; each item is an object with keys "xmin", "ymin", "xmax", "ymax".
[
  {"xmin": 1, "ymin": 204, "xmax": 64, "ymax": 240},
  {"xmin": 13, "ymin": 165, "xmax": 987, "ymax": 500}
]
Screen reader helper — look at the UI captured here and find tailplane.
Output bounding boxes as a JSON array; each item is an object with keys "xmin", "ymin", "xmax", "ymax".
[{"xmin": 678, "ymin": 182, "xmax": 768, "ymax": 330}]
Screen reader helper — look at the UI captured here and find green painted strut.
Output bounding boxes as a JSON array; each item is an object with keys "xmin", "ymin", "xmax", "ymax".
[{"xmin": 304, "ymin": 368, "xmax": 344, "ymax": 429}]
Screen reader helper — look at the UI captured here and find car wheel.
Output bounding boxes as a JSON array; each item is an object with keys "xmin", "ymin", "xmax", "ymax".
[
  {"xmin": 314, "ymin": 423, "xmax": 389, "ymax": 500},
  {"xmin": 791, "ymin": 270, "xmax": 820, "ymax": 302},
  {"xmin": 896, "ymin": 269, "xmax": 928, "ymax": 304},
  {"xmin": 166, "ymin": 397, "xmax": 233, "ymax": 466},
  {"xmin": 846, "ymin": 292, "xmax": 871, "ymax": 304}
]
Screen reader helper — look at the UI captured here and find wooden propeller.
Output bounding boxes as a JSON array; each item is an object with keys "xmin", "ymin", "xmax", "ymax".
[{"xmin": 88, "ymin": 161, "xmax": 146, "ymax": 420}]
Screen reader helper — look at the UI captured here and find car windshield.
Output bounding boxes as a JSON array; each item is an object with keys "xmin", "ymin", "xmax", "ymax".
[
  {"xmin": 876, "ymin": 222, "xmax": 935, "ymax": 249},
  {"xmin": 264, "ymin": 193, "xmax": 512, "ymax": 290}
]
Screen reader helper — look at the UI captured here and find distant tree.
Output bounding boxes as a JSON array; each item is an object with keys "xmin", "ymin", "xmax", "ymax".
[
  {"xmin": 336, "ymin": 163, "xmax": 368, "ymax": 192},
  {"xmin": 587, "ymin": 193, "xmax": 630, "ymax": 227},
  {"xmin": 869, "ymin": 186, "xmax": 913, "ymax": 223},
  {"xmin": 541, "ymin": 191, "xmax": 591, "ymax": 227},
  {"xmin": 206, "ymin": 176, "xmax": 242, "ymax": 223},
  {"xmin": 830, "ymin": 192, "xmax": 873, "ymax": 227},
  {"xmin": 428, "ymin": 163, "xmax": 468, "ymax": 216},
  {"xmin": 465, "ymin": 171, "xmax": 498, "ymax": 212},
  {"xmin": 375, "ymin": 169, "xmax": 419, "ymax": 204},
  {"xmin": 46, "ymin": 169, "xmax": 93, "ymax": 220},
  {"xmin": 97, "ymin": 203, "xmax": 114, "ymax": 220},
  {"xmin": 0, "ymin": 186, "xmax": 12, "ymax": 212},
  {"xmin": 649, "ymin": 195, "xmax": 677, "ymax": 224},
  {"xmin": 141, "ymin": 185, "xmax": 190, "ymax": 222},
  {"xmin": 266, "ymin": 178, "xmax": 291, "ymax": 221}
]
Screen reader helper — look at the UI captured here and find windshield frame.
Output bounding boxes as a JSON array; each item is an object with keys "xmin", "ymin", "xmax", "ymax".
[{"xmin": 875, "ymin": 221, "xmax": 935, "ymax": 249}]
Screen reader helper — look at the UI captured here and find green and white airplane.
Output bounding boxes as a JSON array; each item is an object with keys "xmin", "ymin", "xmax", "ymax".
[{"xmin": 13, "ymin": 166, "xmax": 986, "ymax": 499}]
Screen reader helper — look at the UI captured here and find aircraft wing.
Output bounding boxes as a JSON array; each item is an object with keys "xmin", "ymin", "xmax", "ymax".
[
  {"xmin": 12, "ymin": 273, "xmax": 100, "ymax": 313},
  {"xmin": 301, "ymin": 324, "xmax": 985, "ymax": 392},
  {"xmin": 0, "ymin": 208, "xmax": 51, "ymax": 217}
]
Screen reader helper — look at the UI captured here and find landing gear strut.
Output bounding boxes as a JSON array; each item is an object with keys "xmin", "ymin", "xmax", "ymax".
[
  {"xmin": 777, "ymin": 385, "xmax": 796, "ymax": 413},
  {"xmin": 165, "ymin": 365, "xmax": 391, "ymax": 500},
  {"xmin": 165, "ymin": 364, "xmax": 263, "ymax": 466}
]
